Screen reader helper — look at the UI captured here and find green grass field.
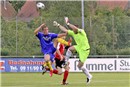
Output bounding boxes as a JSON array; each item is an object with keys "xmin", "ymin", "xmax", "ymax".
[{"xmin": 1, "ymin": 72, "xmax": 130, "ymax": 87}]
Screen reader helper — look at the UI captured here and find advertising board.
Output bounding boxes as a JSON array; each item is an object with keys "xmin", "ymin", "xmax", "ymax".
[{"xmin": 0, "ymin": 58, "xmax": 129, "ymax": 72}]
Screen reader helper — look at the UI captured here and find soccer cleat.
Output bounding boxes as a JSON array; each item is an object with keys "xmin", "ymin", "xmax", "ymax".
[
  {"xmin": 49, "ymin": 70, "xmax": 53, "ymax": 77},
  {"xmin": 61, "ymin": 82, "xmax": 69, "ymax": 85},
  {"xmin": 42, "ymin": 65, "xmax": 44, "ymax": 70},
  {"xmin": 86, "ymin": 74, "xmax": 93, "ymax": 84},
  {"xmin": 41, "ymin": 65, "xmax": 46, "ymax": 75},
  {"xmin": 42, "ymin": 70, "xmax": 46, "ymax": 75}
]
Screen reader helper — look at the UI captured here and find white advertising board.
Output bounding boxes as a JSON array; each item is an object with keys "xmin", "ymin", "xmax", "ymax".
[{"xmin": 69, "ymin": 58, "xmax": 130, "ymax": 72}]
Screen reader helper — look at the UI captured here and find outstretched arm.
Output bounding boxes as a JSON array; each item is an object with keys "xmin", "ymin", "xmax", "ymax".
[
  {"xmin": 53, "ymin": 21, "xmax": 68, "ymax": 33},
  {"xmin": 57, "ymin": 33, "xmax": 67, "ymax": 38}
]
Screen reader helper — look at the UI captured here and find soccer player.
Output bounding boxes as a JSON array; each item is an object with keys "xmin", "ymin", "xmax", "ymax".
[
  {"xmin": 34, "ymin": 23, "xmax": 67, "ymax": 77},
  {"xmin": 42, "ymin": 36, "xmax": 71, "ymax": 85},
  {"xmin": 53, "ymin": 17, "xmax": 93, "ymax": 84},
  {"xmin": 54, "ymin": 36, "xmax": 72, "ymax": 85}
]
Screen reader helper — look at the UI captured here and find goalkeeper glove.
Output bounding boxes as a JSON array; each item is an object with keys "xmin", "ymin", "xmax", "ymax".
[{"xmin": 53, "ymin": 21, "xmax": 60, "ymax": 27}]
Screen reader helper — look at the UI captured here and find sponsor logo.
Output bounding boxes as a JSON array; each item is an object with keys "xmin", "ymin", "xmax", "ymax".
[
  {"xmin": 0, "ymin": 61, "xmax": 5, "ymax": 70},
  {"xmin": 8, "ymin": 60, "xmax": 44, "ymax": 65},
  {"xmin": 74, "ymin": 60, "xmax": 117, "ymax": 71},
  {"xmin": 120, "ymin": 59, "xmax": 130, "ymax": 70},
  {"xmin": 1, "ymin": 58, "xmax": 130, "ymax": 72},
  {"xmin": 73, "ymin": 59, "xmax": 130, "ymax": 72}
]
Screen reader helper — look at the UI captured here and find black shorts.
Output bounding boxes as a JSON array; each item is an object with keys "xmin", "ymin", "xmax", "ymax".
[{"xmin": 55, "ymin": 58, "xmax": 65, "ymax": 68}]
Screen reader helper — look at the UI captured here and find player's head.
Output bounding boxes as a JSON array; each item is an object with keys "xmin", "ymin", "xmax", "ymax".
[{"xmin": 41, "ymin": 24, "xmax": 49, "ymax": 35}]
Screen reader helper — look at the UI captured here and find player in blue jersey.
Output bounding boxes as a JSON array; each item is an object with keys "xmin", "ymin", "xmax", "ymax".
[{"xmin": 34, "ymin": 23, "xmax": 67, "ymax": 77}]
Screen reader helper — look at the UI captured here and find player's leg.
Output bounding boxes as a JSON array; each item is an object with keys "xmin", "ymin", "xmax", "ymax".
[
  {"xmin": 78, "ymin": 50, "xmax": 92, "ymax": 84},
  {"xmin": 53, "ymin": 58, "xmax": 64, "ymax": 75},
  {"xmin": 57, "ymin": 38, "xmax": 71, "ymax": 46},
  {"xmin": 44, "ymin": 54, "xmax": 53, "ymax": 70},
  {"xmin": 62, "ymin": 62, "xmax": 70, "ymax": 85},
  {"xmin": 42, "ymin": 62, "xmax": 48, "ymax": 75},
  {"xmin": 42, "ymin": 61, "xmax": 59, "ymax": 75},
  {"xmin": 55, "ymin": 58, "xmax": 69, "ymax": 85},
  {"xmin": 55, "ymin": 59, "xmax": 70, "ymax": 85},
  {"xmin": 44, "ymin": 54, "xmax": 53, "ymax": 77},
  {"xmin": 77, "ymin": 61, "xmax": 92, "ymax": 83},
  {"xmin": 65, "ymin": 46, "xmax": 75, "ymax": 63},
  {"xmin": 53, "ymin": 58, "xmax": 61, "ymax": 75},
  {"xmin": 43, "ymin": 59, "xmax": 63, "ymax": 75}
]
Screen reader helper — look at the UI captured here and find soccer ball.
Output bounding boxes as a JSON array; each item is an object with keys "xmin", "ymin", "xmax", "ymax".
[{"xmin": 36, "ymin": 2, "xmax": 45, "ymax": 9}]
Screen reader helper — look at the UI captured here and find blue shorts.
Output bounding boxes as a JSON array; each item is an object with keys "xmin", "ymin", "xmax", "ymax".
[{"xmin": 42, "ymin": 45, "xmax": 56, "ymax": 62}]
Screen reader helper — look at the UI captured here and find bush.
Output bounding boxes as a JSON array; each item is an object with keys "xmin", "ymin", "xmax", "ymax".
[
  {"xmin": 108, "ymin": 48, "xmax": 130, "ymax": 55},
  {"xmin": 96, "ymin": 44, "xmax": 108, "ymax": 55},
  {"xmin": 1, "ymin": 48, "xmax": 9, "ymax": 56},
  {"xmin": 118, "ymin": 48, "xmax": 130, "ymax": 55}
]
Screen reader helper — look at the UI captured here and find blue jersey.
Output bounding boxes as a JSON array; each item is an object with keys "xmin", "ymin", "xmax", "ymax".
[{"xmin": 36, "ymin": 32, "xmax": 58, "ymax": 61}]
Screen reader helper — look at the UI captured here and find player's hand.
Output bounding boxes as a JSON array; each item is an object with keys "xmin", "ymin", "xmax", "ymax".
[
  {"xmin": 68, "ymin": 37, "xmax": 72, "ymax": 46},
  {"xmin": 40, "ymin": 23, "xmax": 45, "ymax": 27},
  {"xmin": 60, "ymin": 55, "xmax": 64, "ymax": 61},
  {"xmin": 53, "ymin": 21, "xmax": 60, "ymax": 27},
  {"xmin": 64, "ymin": 17, "xmax": 69, "ymax": 25}
]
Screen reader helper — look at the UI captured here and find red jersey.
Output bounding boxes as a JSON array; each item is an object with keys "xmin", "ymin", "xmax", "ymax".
[{"xmin": 55, "ymin": 43, "xmax": 65, "ymax": 60}]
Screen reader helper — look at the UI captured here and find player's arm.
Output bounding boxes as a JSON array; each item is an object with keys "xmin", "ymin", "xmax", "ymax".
[
  {"xmin": 67, "ymin": 23, "xmax": 79, "ymax": 34},
  {"xmin": 57, "ymin": 33, "xmax": 67, "ymax": 38},
  {"xmin": 34, "ymin": 23, "xmax": 45, "ymax": 35},
  {"xmin": 53, "ymin": 21, "xmax": 68, "ymax": 33},
  {"xmin": 64, "ymin": 17, "xmax": 79, "ymax": 34}
]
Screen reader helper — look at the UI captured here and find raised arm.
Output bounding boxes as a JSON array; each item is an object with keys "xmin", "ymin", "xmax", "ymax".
[
  {"xmin": 34, "ymin": 23, "xmax": 45, "ymax": 35},
  {"xmin": 67, "ymin": 23, "xmax": 79, "ymax": 33},
  {"xmin": 53, "ymin": 21, "xmax": 68, "ymax": 33},
  {"xmin": 64, "ymin": 17, "xmax": 79, "ymax": 33}
]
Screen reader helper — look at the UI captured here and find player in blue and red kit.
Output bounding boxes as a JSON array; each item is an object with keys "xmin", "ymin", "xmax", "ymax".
[{"xmin": 34, "ymin": 23, "xmax": 66, "ymax": 77}]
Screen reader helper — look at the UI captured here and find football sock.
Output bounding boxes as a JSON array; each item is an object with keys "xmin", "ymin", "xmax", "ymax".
[
  {"xmin": 81, "ymin": 66, "xmax": 91, "ymax": 78},
  {"xmin": 53, "ymin": 69, "xmax": 58, "ymax": 74},
  {"xmin": 57, "ymin": 38, "xmax": 69, "ymax": 46},
  {"xmin": 65, "ymin": 49, "xmax": 72, "ymax": 62},
  {"xmin": 43, "ymin": 62, "xmax": 47, "ymax": 67},
  {"xmin": 46, "ymin": 61, "xmax": 53, "ymax": 71},
  {"xmin": 63, "ymin": 70, "xmax": 69, "ymax": 82}
]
